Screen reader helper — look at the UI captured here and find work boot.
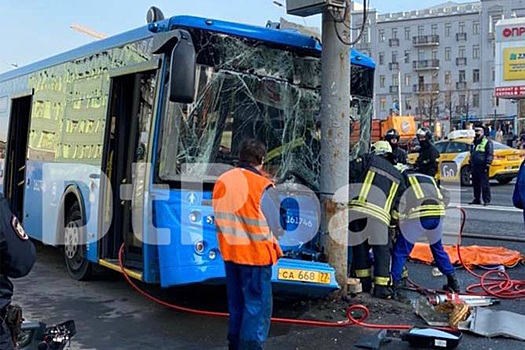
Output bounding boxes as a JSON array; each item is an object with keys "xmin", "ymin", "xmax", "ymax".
[
  {"xmin": 468, "ymin": 200, "xmax": 481, "ymax": 205},
  {"xmin": 360, "ymin": 277, "xmax": 372, "ymax": 293},
  {"xmin": 443, "ymin": 274, "xmax": 461, "ymax": 293},
  {"xmin": 373, "ymin": 285, "xmax": 393, "ymax": 299},
  {"xmin": 391, "ymin": 281, "xmax": 408, "ymax": 303}
]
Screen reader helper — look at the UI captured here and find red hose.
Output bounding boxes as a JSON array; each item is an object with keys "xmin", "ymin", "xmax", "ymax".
[
  {"xmin": 455, "ymin": 207, "xmax": 525, "ymax": 299},
  {"xmin": 117, "ymin": 244, "xmax": 412, "ymax": 330}
]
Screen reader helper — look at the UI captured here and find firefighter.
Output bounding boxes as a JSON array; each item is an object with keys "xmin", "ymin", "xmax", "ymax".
[
  {"xmin": 212, "ymin": 139, "xmax": 284, "ymax": 350},
  {"xmin": 415, "ymin": 127, "xmax": 440, "ymax": 177},
  {"xmin": 348, "ymin": 141, "xmax": 405, "ymax": 299},
  {"xmin": 385, "ymin": 129, "xmax": 407, "ymax": 165},
  {"xmin": 469, "ymin": 127, "xmax": 494, "ymax": 206},
  {"xmin": 0, "ymin": 195, "xmax": 36, "ymax": 350},
  {"xmin": 391, "ymin": 169, "xmax": 459, "ymax": 300}
]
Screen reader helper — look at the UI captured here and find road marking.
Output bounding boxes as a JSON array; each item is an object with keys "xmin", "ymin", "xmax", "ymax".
[{"xmin": 449, "ymin": 204, "xmax": 522, "ymax": 212}]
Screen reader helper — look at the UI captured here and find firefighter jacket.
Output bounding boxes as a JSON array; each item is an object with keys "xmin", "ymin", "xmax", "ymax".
[
  {"xmin": 400, "ymin": 172, "xmax": 446, "ymax": 220},
  {"xmin": 212, "ymin": 166, "xmax": 283, "ymax": 266},
  {"xmin": 470, "ymin": 136, "xmax": 494, "ymax": 166},
  {"xmin": 349, "ymin": 154, "xmax": 405, "ymax": 226},
  {"xmin": 416, "ymin": 141, "xmax": 440, "ymax": 177}
]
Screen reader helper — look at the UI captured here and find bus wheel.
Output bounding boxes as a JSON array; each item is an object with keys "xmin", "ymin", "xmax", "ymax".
[
  {"xmin": 64, "ymin": 202, "xmax": 92, "ymax": 281},
  {"xmin": 460, "ymin": 166, "xmax": 472, "ymax": 187}
]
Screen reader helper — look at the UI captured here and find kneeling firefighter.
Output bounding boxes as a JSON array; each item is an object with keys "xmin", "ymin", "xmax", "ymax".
[
  {"xmin": 391, "ymin": 168, "xmax": 460, "ymax": 299},
  {"xmin": 348, "ymin": 141, "xmax": 405, "ymax": 298}
]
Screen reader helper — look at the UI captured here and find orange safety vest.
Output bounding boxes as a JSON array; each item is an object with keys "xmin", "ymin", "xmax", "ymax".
[{"xmin": 212, "ymin": 168, "xmax": 283, "ymax": 266}]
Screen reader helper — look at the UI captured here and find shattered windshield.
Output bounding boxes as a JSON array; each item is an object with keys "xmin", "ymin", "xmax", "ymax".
[{"xmin": 158, "ymin": 29, "xmax": 373, "ymax": 190}]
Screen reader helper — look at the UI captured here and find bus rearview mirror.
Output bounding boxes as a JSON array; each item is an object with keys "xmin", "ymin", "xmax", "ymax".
[{"xmin": 169, "ymin": 30, "xmax": 196, "ymax": 104}]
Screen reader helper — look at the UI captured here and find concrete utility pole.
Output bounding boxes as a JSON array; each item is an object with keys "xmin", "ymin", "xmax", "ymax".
[{"xmin": 320, "ymin": 7, "xmax": 351, "ymax": 295}]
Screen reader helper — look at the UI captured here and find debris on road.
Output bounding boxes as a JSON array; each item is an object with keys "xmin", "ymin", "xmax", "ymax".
[{"xmin": 460, "ymin": 308, "xmax": 525, "ymax": 341}]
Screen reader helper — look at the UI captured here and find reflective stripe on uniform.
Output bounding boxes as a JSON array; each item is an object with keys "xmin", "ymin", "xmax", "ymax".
[
  {"xmin": 408, "ymin": 176, "xmax": 425, "ymax": 199},
  {"xmin": 384, "ymin": 182, "xmax": 399, "ymax": 213},
  {"xmin": 475, "ymin": 138, "xmax": 488, "ymax": 152},
  {"xmin": 349, "ymin": 201, "xmax": 391, "ymax": 226},
  {"xmin": 374, "ymin": 276, "xmax": 391, "ymax": 286},
  {"xmin": 216, "ymin": 226, "xmax": 271, "ymax": 242},
  {"xmin": 214, "ymin": 212, "xmax": 268, "ymax": 227},
  {"xmin": 358, "ymin": 171, "xmax": 376, "ymax": 202},
  {"xmin": 355, "ymin": 268, "xmax": 372, "ymax": 278}
]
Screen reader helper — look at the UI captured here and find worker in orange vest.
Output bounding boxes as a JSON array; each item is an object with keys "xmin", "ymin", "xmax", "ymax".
[{"xmin": 213, "ymin": 139, "xmax": 284, "ymax": 350}]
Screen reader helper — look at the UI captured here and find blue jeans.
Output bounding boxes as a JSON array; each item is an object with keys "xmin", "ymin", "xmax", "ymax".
[
  {"xmin": 224, "ymin": 262, "xmax": 273, "ymax": 350},
  {"xmin": 392, "ymin": 218, "xmax": 454, "ymax": 282}
]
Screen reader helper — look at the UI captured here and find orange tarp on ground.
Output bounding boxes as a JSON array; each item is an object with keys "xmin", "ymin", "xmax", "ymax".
[{"xmin": 409, "ymin": 243, "xmax": 525, "ymax": 268}]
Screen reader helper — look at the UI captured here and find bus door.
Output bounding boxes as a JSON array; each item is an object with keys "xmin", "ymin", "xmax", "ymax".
[
  {"xmin": 100, "ymin": 70, "xmax": 157, "ymax": 270},
  {"xmin": 5, "ymin": 95, "xmax": 32, "ymax": 220}
]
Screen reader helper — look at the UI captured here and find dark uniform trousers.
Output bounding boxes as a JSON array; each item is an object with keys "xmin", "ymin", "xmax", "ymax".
[
  {"xmin": 0, "ymin": 315, "xmax": 14, "ymax": 350},
  {"xmin": 472, "ymin": 165, "xmax": 491, "ymax": 203}
]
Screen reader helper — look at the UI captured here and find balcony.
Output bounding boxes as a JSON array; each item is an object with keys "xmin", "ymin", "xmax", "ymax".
[
  {"xmin": 413, "ymin": 59, "xmax": 440, "ymax": 71},
  {"xmin": 413, "ymin": 83, "xmax": 440, "ymax": 94},
  {"xmin": 389, "ymin": 62, "xmax": 400, "ymax": 70},
  {"xmin": 456, "ymin": 57, "xmax": 468, "ymax": 66},
  {"xmin": 456, "ymin": 32, "xmax": 468, "ymax": 41},
  {"xmin": 456, "ymin": 81, "xmax": 467, "ymax": 90},
  {"xmin": 413, "ymin": 35, "xmax": 440, "ymax": 46},
  {"xmin": 390, "ymin": 85, "xmax": 399, "ymax": 94},
  {"xmin": 389, "ymin": 38, "xmax": 400, "ymax": 47}
]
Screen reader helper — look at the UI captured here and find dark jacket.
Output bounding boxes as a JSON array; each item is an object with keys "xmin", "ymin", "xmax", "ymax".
[
  {"xmin": 0, "ymin": 196, "xmax": 36, "ymax": 310},
  {"xmin": 470, "ymin": 136, "xmax": 494, "ymax": 166},
  {"xmin": 393, "ymin": 146, "xmax": 407, "ymax": 165},
  {"xmin": 416, "ymin": 141, "xmax": 440, "ymax": 177},
  {"xmin": 513, "ymin": 160, "xmax": 525, "ymax": 210}
]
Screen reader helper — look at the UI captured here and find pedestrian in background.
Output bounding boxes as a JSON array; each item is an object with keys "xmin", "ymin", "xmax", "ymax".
[
  {"xmin": 513, "ymin": 160, "xmax": 525, "ymax": 229},
  {"xmin": 212, "ymin": 139, "xmax": 283, "ymax": 350},
  {"xmin": 469, "ymin": 127, "xmax": 493, "ymax": 206},
  {"xmin": 495, "ymin": 128, "xmax": 504, "ymax": 143}
]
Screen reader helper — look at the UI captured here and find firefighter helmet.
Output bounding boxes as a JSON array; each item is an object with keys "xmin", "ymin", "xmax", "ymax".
[
  {"xmin": 416, "ymin": 127, "xmax": 432, "ymax": 141},
  {"xmin": 385, "ymin": 128, "xmax": 400, "ymax": 142},
  {"xmin": 372, "ymin": 141, "xmax": 393, "ymax": 156}
]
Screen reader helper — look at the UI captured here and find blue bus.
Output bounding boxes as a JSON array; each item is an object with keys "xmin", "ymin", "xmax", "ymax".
[{"xmin": 0, "ymin": 14, "xmax": 375, "ymax": 295}]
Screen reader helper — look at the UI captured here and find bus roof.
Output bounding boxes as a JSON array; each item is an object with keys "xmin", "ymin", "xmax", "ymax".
[{"xmin": 0, "ymin": 15, "xmax": 375, "ymax": 83}]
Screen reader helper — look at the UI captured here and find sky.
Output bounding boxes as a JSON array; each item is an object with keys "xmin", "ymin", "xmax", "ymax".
[{"xmin": 0, "ymin": 0, "xmax": 475, "ymax": 74}]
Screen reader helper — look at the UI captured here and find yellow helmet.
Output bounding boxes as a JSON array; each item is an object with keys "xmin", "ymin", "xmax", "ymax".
[{"xmin": 371, "ymin": 141, "xmax": 393, "ymax": 156}]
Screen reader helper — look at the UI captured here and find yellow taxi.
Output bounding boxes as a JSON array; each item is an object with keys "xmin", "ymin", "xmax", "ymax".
[{"xmin": 408, "ymin": 130, "xmax": 525, "ymax": 186}]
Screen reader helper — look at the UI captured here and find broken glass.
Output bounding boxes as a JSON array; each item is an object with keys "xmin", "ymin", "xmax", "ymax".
[{"xmin": 158, "ymin": 30, "xmax": 374, "ymax": 191}]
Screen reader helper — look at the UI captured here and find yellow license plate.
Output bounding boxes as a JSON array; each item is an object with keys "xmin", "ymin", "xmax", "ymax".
[
  {"xmin": 509, "ymin": 156, "xmax": 519, "ymax": 161},
  {"xmin": 278, "ymin": 268, "xmax": 331, "ymax": 284}
]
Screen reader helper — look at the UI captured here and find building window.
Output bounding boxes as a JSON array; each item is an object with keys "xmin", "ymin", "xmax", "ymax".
[
  {"xmin": 362, "ymin": 28, "xmax": 370, "ymax": 43},
  {"xmin": 492, "ymin": 42, "xmax": 496, "ymax": 57},
  {"xmin": 459, "ymin": 70, "xmax": 466, "ymax": 83},
  {"xmin": 404, "ymin": 50, "xmax": 410, "ymax": 63},
  {"xmin": 473, "ymin": 69, "xmax": 480, "ymax": 83},
  {"xmin": 432, "ymin": 50, "xmax": 438, "ymax": 60},
  {"xmin": 392, "ymin": 51, "xmax": 398, "ymax": 63},
  {"xmin": 459, "ymin": 46, "xmax": 466, "ymax": 58},
  {"xmin": 379, "ymin": 52, "xmax": 385, "ymax": 65},
  {"xmin": 380, "ymin": 98, "xmax": 387, "ymax": 111},
  {"xmin": 392, "ymin": 28, "xmax": 398, "ymax": 39},
  {"xmin": 445, "ymin": 71, "xmax": 451, "ymax": 85},
  {"xmin": 431, "ymin": 24, "xmax": 438, "ymax": 36},
  {"xmin": 459, "ymin": 94, "xmax": 466, "ymax": 106},
  {"xmin": 405, "ymin": 27, "xmax": 410, "ymax": 40},
  {"xmin": 380, "ymin": 75, "xmax": 386, "ymax": 87},
  {"xmin": 492, "ymin": 67, "xmax": 495, "ymax": 81},
  {"xmin": 418, "ymin": 50, "xmax": 425, "ymax": 61},
  {"xmin": 473, "ymin": 45, "xmax": 480, "ymax": 59},
  {"xmin": 392, "ymin": 74, "xmax": 399, "ymax": 86},
  {"xmin": 445, "ymin": 47, "xmax": 451, "ymax": 61},
  {"xmin": 473, "ymin": 93, "xmax": 480, "ymax": 108},
  {"xmin": 459, "ymin": 22, "xmax": 465, "ymax": 33},
  {"xmin": 405, "ymin": 98, "xmax": 412, "ymax": 110},
  {"xmin": 445, "ymin": 92, "xmax": 451, "ymax": 107},
  {"xmin": 490, "ymin": 14, "xmax": 502, "ymax": 33},
  {"xmin": 445, "ymin": 23, "xmax": 452, "ymax": 37},
  {"xmin": 405, "ymin": 73, "xmax": 411, "ymax": 86},
  {"xmin": 379, "ymin": 29, "xmax": 385, "ymax": 42},
  {"xmin": 418, "ymin": 25, "xmax": 424, "ymax": 36},
  {"xmin": 473, "ymin": 21, "xmax": 480, "ymax": 35}
]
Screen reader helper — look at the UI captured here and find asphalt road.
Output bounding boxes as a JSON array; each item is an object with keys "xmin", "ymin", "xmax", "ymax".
[{"xmin": 11, "ymin": 181, "xmax": 525, "ymax": 350}]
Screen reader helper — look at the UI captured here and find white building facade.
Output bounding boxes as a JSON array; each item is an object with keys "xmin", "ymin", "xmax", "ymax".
[{"xmin": 351, "ymin": 0, "xmax": 525, "ymax": 133}]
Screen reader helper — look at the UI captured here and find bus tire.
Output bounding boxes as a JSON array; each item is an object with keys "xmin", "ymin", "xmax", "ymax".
[{"xmin": 63, "ymin": 202, "xmax": 92, "ymax": 281}]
